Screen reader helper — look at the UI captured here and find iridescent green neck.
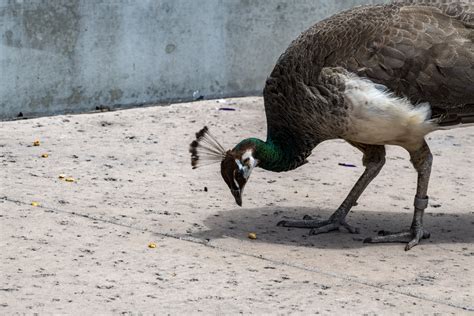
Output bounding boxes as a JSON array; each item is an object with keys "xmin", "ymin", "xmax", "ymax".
[{"xmin": 235, "ymin": 138, "xmax": 293, "ymax": 172}]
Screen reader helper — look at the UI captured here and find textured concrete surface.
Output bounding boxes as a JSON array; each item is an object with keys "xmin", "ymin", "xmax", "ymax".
[
  {"xmin": 0, "ymin": 0, "xmax": 388, "ymax": 119},
  {"xmin": 1, "ymin": 97, "xmax": 473, "ymax": 314}
]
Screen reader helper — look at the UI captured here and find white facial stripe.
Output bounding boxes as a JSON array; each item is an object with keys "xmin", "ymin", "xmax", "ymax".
[
  {"xmin": 233, "ymin": 177, "xmax": 240, "ymax": 189},
  {"xmin": 242, "ymin": 150, "xmax": 252, "ymax": 161},
  {"xmin": 236, "ymin": 150, "xmax": 257, "ymax": 180},
  {"xmin": 235, "ymin": 159, "xmax": 244, "ymax": 171}
]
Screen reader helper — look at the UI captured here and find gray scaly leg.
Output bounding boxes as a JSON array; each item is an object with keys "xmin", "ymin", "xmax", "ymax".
[
  {"xmin": 278, "ymin": 144, "xmax": 386, "ymax": 235},
  {"xmin": 364, "ymin": 141, "xmax": 432, "ymax": 250}
]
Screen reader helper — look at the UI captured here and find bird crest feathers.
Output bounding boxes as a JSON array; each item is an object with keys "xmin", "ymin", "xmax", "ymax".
[{"xmin": 189, "ymin": 126, "xmax": 227, "ymax": 169}]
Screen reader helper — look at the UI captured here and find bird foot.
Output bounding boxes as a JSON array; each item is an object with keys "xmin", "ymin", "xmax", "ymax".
[
  {"xmin": 363, "ymin": 227, "xmax": 430, "ymax": 251},
  {"xmin": 277, "ymin": 215, "xmax": 360, "ymax": 235}
]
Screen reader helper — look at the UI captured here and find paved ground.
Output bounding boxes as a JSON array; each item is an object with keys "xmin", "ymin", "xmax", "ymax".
[{"xmin": 1, "ymin": 97, "xmax": 473, "ymax": 314}]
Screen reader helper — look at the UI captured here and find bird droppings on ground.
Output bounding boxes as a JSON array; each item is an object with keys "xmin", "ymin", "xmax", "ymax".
[{"xmin": 0, "ymin": 97, "xmax": 472, "ymax": 313}]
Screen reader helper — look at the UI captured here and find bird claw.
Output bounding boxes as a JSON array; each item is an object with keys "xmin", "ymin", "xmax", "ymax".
[
  {"xmin": 309, "ymin": 222, "xmax": 340, "ymax": 235},
  {"xmin": 276, "ymin": 218, "xmax": 330, "ymax": 228},
  {"xmin": 309, "ymin": 220, "xmax": 360, "ymax": 235},
  {"xmin": 364, "ymin": 227, "xmax": 430, "ymax": 250},
  {"xmin": 277, "ymin": 216, "xmax": 360, "ymax": 235},
  {"xmin": 341, "ymin": 221, "xmax": 360, "ymax": 234}
]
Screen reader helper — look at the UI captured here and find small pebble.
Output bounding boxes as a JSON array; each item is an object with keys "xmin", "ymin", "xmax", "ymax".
[
  {"xmin": 148, "ymin": 242, "xmax": 157, "ymax": 248},
  {"xmin": 248, "ymin": 232, "xmax": 257, "ymax": 240},
  {"xmin": 33, "ymin": 140, "xmax": 40, "ymax": 146}
]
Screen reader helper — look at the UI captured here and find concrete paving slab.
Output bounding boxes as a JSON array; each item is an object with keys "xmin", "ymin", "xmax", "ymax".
[{"xmin": 1, "ymin": 97, "xmax": 473, "ymax": 314}]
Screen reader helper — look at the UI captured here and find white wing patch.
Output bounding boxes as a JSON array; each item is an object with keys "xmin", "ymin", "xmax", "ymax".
[{"xmin": 342, "ymin": 73, "xmax": 437, "ymax": 149}]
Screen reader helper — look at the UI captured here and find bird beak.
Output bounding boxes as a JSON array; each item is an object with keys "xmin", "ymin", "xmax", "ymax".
[{"xmin": 231, "ymin": 189, "xmax": 242, "ymax": 207}]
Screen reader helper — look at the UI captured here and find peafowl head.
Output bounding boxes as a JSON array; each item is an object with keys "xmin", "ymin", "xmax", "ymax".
[{"xmin": 189, "ymin": 126, "xmax": 258, "ymax": 207}]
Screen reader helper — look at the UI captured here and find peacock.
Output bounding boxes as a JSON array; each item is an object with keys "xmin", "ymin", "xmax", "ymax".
[{"xmin": 189, "ymin": 0, "xmax": 474, "ymax": 250}]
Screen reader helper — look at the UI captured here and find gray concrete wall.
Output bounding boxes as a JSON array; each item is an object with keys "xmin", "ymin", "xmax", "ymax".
[{"xmin": 0, "ymin": 0, "xmax": 388, "ymax": 119}]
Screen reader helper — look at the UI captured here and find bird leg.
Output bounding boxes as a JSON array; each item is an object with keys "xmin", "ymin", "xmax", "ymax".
[
  {"xmin": 364, "ymin": 142, "xmax": 432, "ymax": 250},
  {"xmin": 278, "ymin": 144, "xmax": 386, "ymax": 235}
]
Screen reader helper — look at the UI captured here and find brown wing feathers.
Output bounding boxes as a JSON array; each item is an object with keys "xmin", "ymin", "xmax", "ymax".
[{"xmin": 350, "ymin": 2, "xmax": 474, "ymax": 108}]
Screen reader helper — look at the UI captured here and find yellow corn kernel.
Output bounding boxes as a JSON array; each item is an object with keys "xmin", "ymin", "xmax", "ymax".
[{"xmin": 248, "ymin": 232, "xmax": 257, "ymax": 240}]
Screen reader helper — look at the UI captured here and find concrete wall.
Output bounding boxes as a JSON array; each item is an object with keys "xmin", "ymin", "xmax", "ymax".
[{"xmin": 0, "ymin": 0, "xmax": 388, "ymax": 119}]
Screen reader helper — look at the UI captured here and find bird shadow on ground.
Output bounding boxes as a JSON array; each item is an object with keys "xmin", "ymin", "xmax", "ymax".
[{"xmin": 191, "ymin": 206, "xmax": 474, "ymax": 249}]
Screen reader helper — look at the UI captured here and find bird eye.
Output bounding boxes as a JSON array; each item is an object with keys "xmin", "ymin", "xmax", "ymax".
[{"xmin": 243, "ymin": 157, "xmax": 250, "ymax": 164}]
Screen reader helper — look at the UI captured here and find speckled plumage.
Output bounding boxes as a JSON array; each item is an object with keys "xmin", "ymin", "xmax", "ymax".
[
  {"xmin": 262, "ymin": 1, "xmax": 473, "ymax": 171},
  {"xmin": 254, "ymin": 1, "xmax": 474, "ymax": 249},
  {"xmin": 191, "ymin": 0, "xmax": 474, "ymax": 250}
]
